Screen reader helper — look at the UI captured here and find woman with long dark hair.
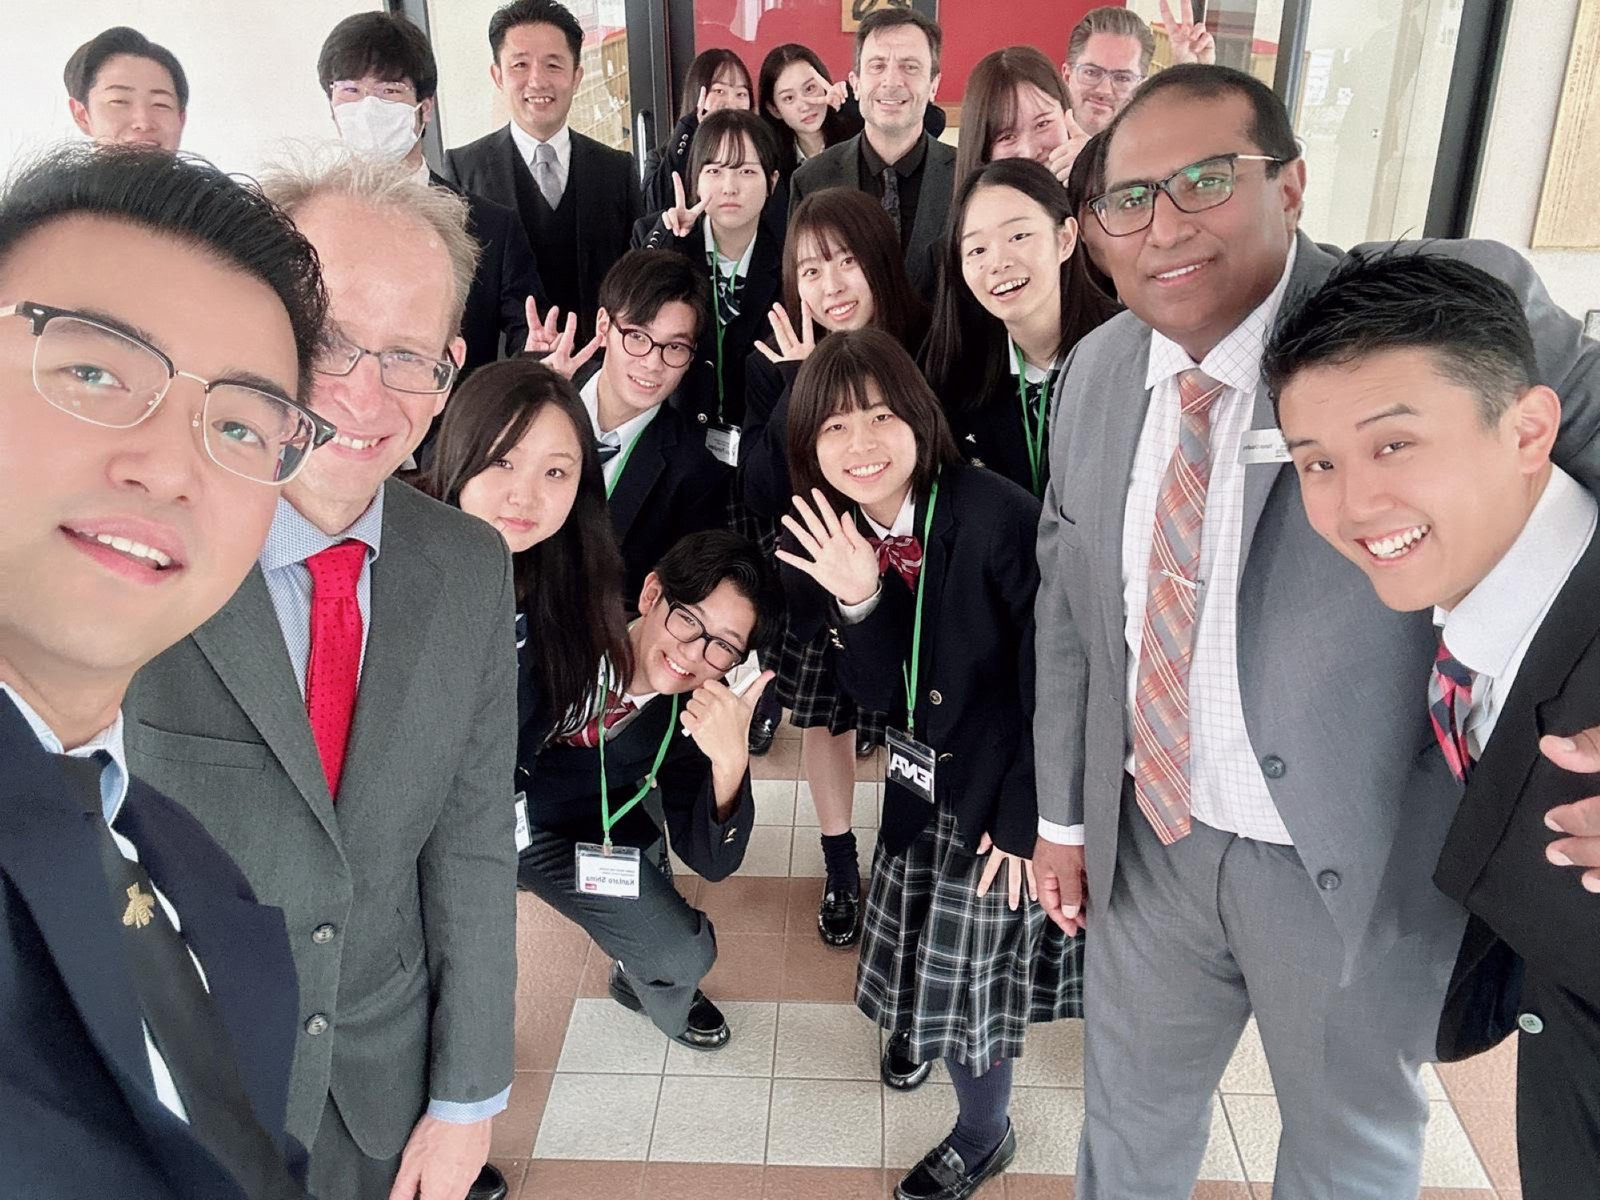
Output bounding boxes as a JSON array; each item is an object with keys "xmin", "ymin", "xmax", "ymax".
[
  {"xmin": 642, "ymin": 48, "xmax": 755, "ymax": 214},
  {"xmin": 755, "ymin": 43, "xmax": 859, "ymax": 214}
]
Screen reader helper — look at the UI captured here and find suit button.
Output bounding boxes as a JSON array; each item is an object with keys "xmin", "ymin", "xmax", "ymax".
[
  {"xmin": 1316, "ymin": 870, "xmax": 1341, "ymax": 892},
  {"xmin": 929, "ymin": 690, "xmax": 943, "ymax": 705},
  {"xmin": 304, "ymin": 1014, "xmax": 330, "ymax": 1036},
  {"xmin": 1519, "ymin": 1012, "xmax": 1545, "ymax": 1035},
  {"xmin": 312, "ymin": 923, "xmax": 336, "ymax": 945},
  {"xmin": 1261, "ymin": 755, "xmax": 1286, "ymax": 779},
  {"xmin": 697, "ymin": 411, "xmax": 708, "ymax": 425}
]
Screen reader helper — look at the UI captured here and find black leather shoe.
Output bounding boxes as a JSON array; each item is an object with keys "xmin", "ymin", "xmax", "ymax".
[
  {"xmin": 466, "ymin": 1164, "xmax": 508, "ymax": 1200},
  {"xmin": 818, "ymin": 886, "xmax": 861, "ymax": 947},
  {"xmin": 856, "ymin": 729, "xmax": 875, "ymax": 759},
  {"xmin": 748, "ymin": 711, "xmax": 778, "ymax": 756},
  {"xmin": 609, "ymin": 962, "xmax": 730, "ymax": 1051},
  {"xmin": 895, "ymin": 1124, "xmax": 1016, "ymax": 1200},
  {"xmin": 880, "ymin": 1029, "xmax": 932, "ymax": 1090}
]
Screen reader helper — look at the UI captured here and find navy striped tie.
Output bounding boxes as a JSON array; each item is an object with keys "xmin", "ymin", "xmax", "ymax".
[{"xmin": 1428, "ymin": 640, "xmax": 1475, "ymax": 783}]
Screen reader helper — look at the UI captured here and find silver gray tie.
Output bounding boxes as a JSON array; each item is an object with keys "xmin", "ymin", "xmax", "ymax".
[{"xmin": 533, "ymin": 142, "xmax": 562, "ymax": 209}]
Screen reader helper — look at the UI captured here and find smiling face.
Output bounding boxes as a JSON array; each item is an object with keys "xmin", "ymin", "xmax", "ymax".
[
  {"xmin": 959, "ymin": 183, "xmax": 1075, "ymax": 337},
  {"xmin": 989, "ymin": 83, "xmax": 1072, "ymax": 166},
  {"xmin": 1099, "ymin": 90, "xmax": 1304, "ymax": 362},
  {"xmin": 850, "ymin": 24, "xmax": 939, "ymax": 142},
  {"xmin": 457, "ymin": 403, "xmax": 582, "ymax": 554},
  {"xmin": 493, "ymin": 21, "xmax": 582, "ymax": 141},
  {"xmin": 1065, "ymin": 32, "xmax": 1143, "ymax": 134},
  {"xmin": 70, "ymin": 53, "xmax": 185, "ymax": 151},
  {"xmin": 0, "ymin": 216, "xmax": 297, "ymax": 692},
  {"xmin": 696, "ymin": 133, "xmax": 771, "ymax": 236},
  {"xmin": 633, "ymin": 574, "xmax": 756, "ymax": 694},
  {"xmin": 794, "ymin": 232, "xmax": 875, "ymax": 331},
  {"xmin": 596, "ymin": 301, "xmax": 699, "ymax": 422},
  {"xmin": 813, "ymin": 382, "xmax": 918, "ymax": 522},
  {"xmin": 1280, "ymin": 347, "xmax": 1559, "ymax": 613},
  {"xmin": 769, "ymin": 61, "xmax": 831, "ymax": 137}
]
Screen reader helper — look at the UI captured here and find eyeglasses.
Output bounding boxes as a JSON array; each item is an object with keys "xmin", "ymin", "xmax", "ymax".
[
  {"xmin": 6, "ymin": 301, "xmax": 334, "ymax": 485},
  {"xmin": 1088, "ymin": 153, "xmax": 1285, "ymax": 237},
  {"xmin": 1069, "ymin": 63, "xmax": 1145, "ymax": 93},
  {"xmin": 664, "ymin": 601, "xmax": 746, "ymax": 672},
  {"xmin": 314, "ymin": 327, "xmax": 458, "ymax": 394},
  {"xmin": 616, "ymin": 325, "xmax": 696, "ymax": 370}
]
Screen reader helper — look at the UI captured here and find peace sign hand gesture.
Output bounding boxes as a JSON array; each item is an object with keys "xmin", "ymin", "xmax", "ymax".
[
  {"xmin": 775, "ymin": 489, "xmax": 881, "ymax": 608},
  {"xmin": 1160, "ymin": 0, "xmax": 1216, "ymax": 65},
  {"xmin": 521, "ymin": 298, "xmax": 602, "ymax": 378},
  {"xmin": 1044, "ymin": 109, "xmax": 1092, "ymax": 187},
  {"xmin": 664, "ymin": 171, "xmax": 709, "ymax": 239},
  {"xmin": 755, "ymin": 301, "xmax": 819, "ymax": 364}
]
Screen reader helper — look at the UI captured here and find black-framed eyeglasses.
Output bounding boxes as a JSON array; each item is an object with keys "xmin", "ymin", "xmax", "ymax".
[
  {"xmin": 1088, "ymin": 153, "xmax": 1286, "ymax": 237},
  {"xmin": 5, "ymin": 300, "xmax": 335, "ymax": 485},
  {"xmin": 1069, "ymin": 62, "xmax": 1145, "ymax": 93},
  {"xmin": 616, "ymin": 325, "xmax": 696, "ymax": 370},
  {"xmin": 664, "ymin": 601, "xmax": 746, "ymax": 672},
  {"xmin": 314, "ymin": 326, "xmax": 458, "ymax": 394}
]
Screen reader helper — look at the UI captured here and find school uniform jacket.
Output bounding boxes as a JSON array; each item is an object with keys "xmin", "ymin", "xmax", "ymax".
[
  {"xmin": 941, "ymin": 360, "xmax": 1058, "ymax": 498},
  {"xmin": 737, "ymin": 352, "xmax": 802, "ymax": 521},
  {"xmin": 784, "ymin": 463, "xmax": 1042, "ymax": 857}
]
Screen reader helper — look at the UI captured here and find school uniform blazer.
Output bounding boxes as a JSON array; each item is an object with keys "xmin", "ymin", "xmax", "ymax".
[
  {"xmin": 630, "ymin": 211, "xmax": 784, "ymax": 428},
  {"xmin": 784, "ymin": 463, "xmax": 1042, "ymax": 858},
  {"xmin": 938, "ymin": 358, "xmax": 1058, "ymax": 498},
  {"xmin": 737, "ymin": 352, "xmax": 802, "ymax": 521},
  {"xmin": 0, "ymin": 694, "xmax": 306, "ymax": 1198},
  {"xmin": 1433, "ymin": 530, "xmax": 1600, "ymax": 1059},
  {"xmin": 641, "ymin": 112, "xmax": 698, "ymax": 215},
  {"xmin": 124, "ymin": 478, "xmax": 519, "ymax": 1158}
]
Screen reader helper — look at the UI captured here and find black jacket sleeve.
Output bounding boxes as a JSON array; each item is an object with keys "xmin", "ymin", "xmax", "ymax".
[
  {"xmin": 642, "ymin": 113, "xmax": 699, "ymax": 215},
  {"xmin": 987, "ymin": 499, "xmax": 1043, "ymax": 858},
  {"xmin": 739, "ymin": 355, "xmax": 802, "ymax": 519},
  {"xmin": 656, "ymin": 737, "xmax": 754, "ymax": 883},
  {"xmin": 498, "ymin": 213, "xmax": 545, "ymax": 355}
]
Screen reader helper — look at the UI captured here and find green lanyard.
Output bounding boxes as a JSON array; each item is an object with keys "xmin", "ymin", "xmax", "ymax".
[
  {"xmin": 707, "ymin": 250, "xmax": 741, "ymax": 426},
  {"xmin": 1013, "ymin": 344, "xmax": 1058, "ymax": 497},
  {"xmin": 596, "ymin": 693, "xmax": 679, "ymax": 849},
  {"xmin": 898, "ymin": 478, "xmax": 940, "ymax": 740},
  {"xmin": 603, "ymin": 426, "xmax": 648, "ymax": 500}
]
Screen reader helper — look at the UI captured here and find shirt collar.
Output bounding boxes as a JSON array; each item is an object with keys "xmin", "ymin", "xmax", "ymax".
[
  {"xmin": 861, "ymin": 489, "xmax": 916, "ymax": 540},
  {"xmin": 581, "ymin": 369, "xmax": 662, "ymax": 446},
  {"xmin": 861, "ymin": 131, "xmax": 927, "ymax": 179},
  {"xmin": 1435, "ymin": 466, "xmax": 1598, "ymax": 681},
  {"xmin": 1, "ymin": 683, "xmax": 130, "ymax": 826},
  {"xmin": 509, "ymin": 119, "xmax": 571, "ymax": 170},
  {"xmin": 260, "ymin": 488, "xmax": 385, "ymax": 574},
  {"xmin": 1145, "ymin": 239, "xmax": 1299, "ymax": 395},
  {"xmin": 703, "ymin": 219, "xmax": 758, "ymax": 284},
  {"xmin": 1007, "ymin": 333, "xmax": 1060, "ymax": 384}
]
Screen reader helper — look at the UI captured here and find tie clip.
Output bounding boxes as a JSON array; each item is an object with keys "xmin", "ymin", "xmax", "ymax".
[{"xmin": 1161, "ymin": 570, "xmax": 1202, "ymax": 590}]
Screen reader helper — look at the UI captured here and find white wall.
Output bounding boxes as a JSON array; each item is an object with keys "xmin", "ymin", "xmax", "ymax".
[
  {"xmin": 0, "ymin": 0, "xmax": 380, "ymax": 180},
  {"xmin": 1470, "ymin": 0, "xmax": 1595, "ymax": 319}
]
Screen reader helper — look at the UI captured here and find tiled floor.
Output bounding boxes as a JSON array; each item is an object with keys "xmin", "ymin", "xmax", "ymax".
[{"xmin": 491, "ymin": 720, "xmax": 1522, "ymax": 1198}]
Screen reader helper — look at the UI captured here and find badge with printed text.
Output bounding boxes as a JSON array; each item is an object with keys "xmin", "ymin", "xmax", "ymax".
[
  {"xmin": 513, "ymin": 791, "xmax": 531, "ymax": 853},
  {"xmin": 885, "ymin": 728, "xmax": 937, "ymax": 808},
  {"xmin": 1238, "ymin": 428, "xmax": 1292, "ymax": 465},
  {"xmin": 575, "ymin": 842, "xmax": 641, "ymax": 898},
  {"xmin": 705, "ymin": 423, "xmax": 741, "ymax": 467}
]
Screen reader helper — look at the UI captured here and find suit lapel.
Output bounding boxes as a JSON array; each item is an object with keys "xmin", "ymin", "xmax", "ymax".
[
  {"xmin": 608, "ymin": 410, "xmax": 671, "ymax": 541},
  {"xmin": 493, "ymin": 127, "xmax": 526, "ymax": 211},
  {"xmin": 907, "ymin": 139, "xmax": 953, "ymax": 271},
  {"xmin": 569, "ymin": 133, "xmax": 593, "ymax": 278},
  {"xmin": 1097, "ymin": 328, "xmax": 1155, "ymax": 671}
]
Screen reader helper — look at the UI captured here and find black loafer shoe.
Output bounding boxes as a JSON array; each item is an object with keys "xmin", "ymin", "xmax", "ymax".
[
  {"xmin": 818, "ymin": 887, "xmax": 861, "ymax": 947},
  {"xmin": 856, "ymin": 729, "xmax": 876, "ymax": 759},
  {"xmin": 466, "ymin": 1164, "xmax": 508, "ymax": 1200},
  {"xmin": 609, "ymin": 962, "xmax": 730, "ymax": 1051},
  {"xmin": 880, "ymin": 1029, "xmax": 932, "ymax": 1091},
  {"xmin": 895, "ymin": 1124, "xmax": 1016, "ymax": 1200},
  {"xmin": 748, "ymin": 711, "xmax": 778, "ymax": 756}
]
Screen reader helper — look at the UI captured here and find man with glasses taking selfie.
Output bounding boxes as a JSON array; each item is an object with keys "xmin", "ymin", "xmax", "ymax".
[
  {"xmin": 0, "ymin": 145, "xmax": 327, "ymax": 1197},
  {"xmin": 1031, "ymin": 63, "xmax": 1600, "ymax": 1199},
  {"xmin": 125, "ymin": 156, "xmax": 520, "ymax": 1200}
]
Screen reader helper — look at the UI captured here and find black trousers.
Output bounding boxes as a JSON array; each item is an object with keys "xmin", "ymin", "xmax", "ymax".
[{"xmin": 1517, "ymin": 967, "xmax": 1600, "ymax": 1200}]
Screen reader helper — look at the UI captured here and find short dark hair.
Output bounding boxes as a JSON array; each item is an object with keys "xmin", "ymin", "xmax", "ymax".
[
  {"xmin": 653, "ymin": 529, "xmax": 783, "ymax": 655},
  {"xmin": 686, "ymin": 109, "xmax": 781, "ymax": 202},
  {"xmin": 0, "ymin": 145, "xmax": 326, "ymax": 398},
  {"xmin": 64, "ymin": 26, "xmax": 189, "ymax": 111},
  {"xmin": 854, "ymin": 7, "xmax": 942, "ymax": 75},
  {"xmin": 317, "ymin": 12, "xmax": 438, "ymax": 103},
  {"xmin": 1066, "ymin": 6, "xmax": 1155, "ymax": 72},
  {"xmin": 1264, "ymin": 250, "xmax": 1539, "ymax": 428},
  {"xmin": 680, "ymin": 48, "xmax": 753, "ymax": 119},
  {"xmin": 1107, "ymin": 63, "xmax": 1299, "ymax": 172},
  {"xmin": 597, "ymin": 249, "xmax": 711, "ymax": 340},
  {"xmin": 786, "ymin": 329, "xmax": 960, "ymax": 515},
  {"xmin": 489, "ymin": 0, "xmax": 583, "ymax": 65}
]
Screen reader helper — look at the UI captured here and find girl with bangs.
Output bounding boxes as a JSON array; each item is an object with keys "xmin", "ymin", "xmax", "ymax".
[
  {"xmin": 954, "ymin": 44, "xmax": 1089, "ymax": 188},
  {"xmin": 756, "ymin": 43, "xmax": 860, "ymax": 215},
  {"xmin": 642, "ymin": 48, "xmax": 756, "ymax": 214},
  {"xmin": 777, "ymin": 330, "xmax": 1080, "ymax": 1200}
]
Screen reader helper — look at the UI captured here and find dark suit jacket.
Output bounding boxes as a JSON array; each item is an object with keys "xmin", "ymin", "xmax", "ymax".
[
  {"xmin": 788, "ymin": 132, "xmax": 955, "ymax": 299},
  {"xmin": 444, "ymin": 126, "xmax": 643, "ymax": 342},
  {"xmin": 783, "ymin": 463, "xmax": 1041, "ymax": 857},
  {"xmin": 0, "ymin": 693, "xmax": 305, "ymax": 1198},
  {"xmin": 1434, "ymin": 526, "xmax": 1600, "ymax": 1059},
  {"xmin": 631, "ymin": 212, "xmax": 784, "ymax": 428},
  {"xmin": 737, "ymin": 352, "xmax": 801, "ymax": 521},
  {"xmin": 429, "ymin": 171, "xmax": 544, "ymax": 379},
  {"xmin": 938, "ymin": 360, "xmax": 1058, "ymax": 498},
  {"xmin": 641, "ymin": 112, "xmax": 699, "ymax": 216}
]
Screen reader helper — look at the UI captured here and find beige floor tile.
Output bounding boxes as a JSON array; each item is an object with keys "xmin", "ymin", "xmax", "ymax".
[
  {"xmin": 775, "ymin": 1001, "xmax": 883, "ymax": 1080},
  {"xmin": 882, "ymin": 1080, "xmax": 957, "ymax": 1169},
  {"xmin": 664, "ymin": 1001, "xmax": 779, "ymax": 1077},
  {"xmin": 1008, "ymin": 1086, "xmax": 1085, "ymax": 1175},
  {"xmin": 533, "ymin": 1073, "xmax": 662, "ymax": 1160},
  {"xmin": 792, "ymin": 826, "xmax": 879, "ymax": 877},
  {"xmin": 1014, "ymin": 1019, "xmax": 1086, "ymax": 1088},
  {"xmin": 796, "ymin": 782, "xmax": 881, "ymax": 826},
  {"xmin": 648, "ymin": 1075, "xmax": 772, "ymax": 1163},
  {"xmin": 1200, "ymin": 1094, "xmax": 1249, "ymax": 1181},
  {"xmin": 556, "ymin": 998, "xmax": 670, "ymax": 1075},
  {"xmin": 1220, "ymin": 1019, "xmax": 1272, "ymax": 1095},
  {"xmin": 742, "ymin": 826, "xmax": 796, "ymax": 876},
  {"xmin": 754, "ymin": 779, "xmax": 798, "ymax": 825},
  {"xmin": 767, "ymin": 1079, "xmax": 884, "ymax": 1167},
  {"xmin": 1419, "ymin": 1063, "xmax": 1448, "ymax": 1101}
]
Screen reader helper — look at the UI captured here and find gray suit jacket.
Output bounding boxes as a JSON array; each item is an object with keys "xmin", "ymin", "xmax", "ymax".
[
  {"xmin": 124, "ymin": 478, "xmax": 519, "ymax": 1157},
  {"xmin": 1035, "ymin": 233, "xmax": 1600, "ymax": 979},
  {"xmin": 789, "ymin": 131, "xmax": 954, "ymax": 298}
]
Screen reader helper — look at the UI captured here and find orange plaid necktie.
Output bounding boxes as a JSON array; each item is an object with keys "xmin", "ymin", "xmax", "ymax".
[{"xmin": 1131, "ymin": 368, "xmax": 1225, "ymax": 843}]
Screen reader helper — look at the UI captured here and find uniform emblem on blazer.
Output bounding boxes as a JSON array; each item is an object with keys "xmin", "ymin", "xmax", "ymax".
[{"xmin": 122, "ymin": 883, "xmax": 156, "ymax": 929}]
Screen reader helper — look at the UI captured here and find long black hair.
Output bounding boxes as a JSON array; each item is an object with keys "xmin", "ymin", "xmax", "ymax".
[{"xmin": 756, "ymin": 43, "xmax": 859, "ymax": 166}]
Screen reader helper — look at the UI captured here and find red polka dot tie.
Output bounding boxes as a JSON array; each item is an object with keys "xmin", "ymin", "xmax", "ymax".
[{"xmin": 305, "ymin": 540, "xmax": 367, "ymax": 799}]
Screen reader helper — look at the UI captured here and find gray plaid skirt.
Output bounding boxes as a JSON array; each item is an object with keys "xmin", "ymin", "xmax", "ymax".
[
  {"xmin": 856, "ymin": 805, "xmax": 1084, "ymax": 1073},
  {"xmin": 771, "ymin": 621, "xmax": 888, "ymax": 744}
]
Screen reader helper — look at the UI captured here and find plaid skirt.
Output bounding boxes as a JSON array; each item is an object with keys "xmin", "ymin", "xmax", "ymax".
[
  {"xmin": 856, "ymin": 805, "xmax": 1084, "ymax": 1073},
  {"xmin": 770, "ymin": 621, "xmax": 888, "ymax": 744}
]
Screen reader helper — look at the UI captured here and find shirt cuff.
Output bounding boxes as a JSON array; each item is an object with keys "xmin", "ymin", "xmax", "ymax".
[
  {"xmin": 1037, "ymin": 818, "xmax": 1085, "ymax": 846},
  {"xmin": 837, "ymin": 585, "xmax": 882, "ymax": 624},
  {"xmin": 427, "ymin": 1086, "xmax": 511, "ymax": 1124}
]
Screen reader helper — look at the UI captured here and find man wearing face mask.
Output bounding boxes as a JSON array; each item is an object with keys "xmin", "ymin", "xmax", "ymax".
[{"xmin": 318, "ymin": 12, "xmax": 545, "ymax": 387}]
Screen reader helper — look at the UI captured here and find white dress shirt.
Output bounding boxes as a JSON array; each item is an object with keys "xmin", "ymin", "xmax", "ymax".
[
  {"xmin": 838, "ymin": 490, "xmax": 916, "ymax": 623},
  {"xmin": 581, "ymin": 372, "xmax": 662, "ymax": 491},
  {"xmin": 508, "ymin": 120, "xmax": 572, "ymax": 203},
  {"xmin": 1436, "ymin": 466, "xmax": 1597, "ymax": 758},
  {"xmin": 703, "ymin": 218, "xmax": 757, "ymax": 311}
]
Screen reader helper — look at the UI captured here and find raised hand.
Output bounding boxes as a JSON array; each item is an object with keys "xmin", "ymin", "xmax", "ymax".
[
  {"xmin": 521, "ymin": 298, "xmax": 601, "ymax": 378},
  {"xmin": 975, "ymin": 833, "xmax": 1037, "ymax": 912},
  {"xmin": 1045, "ymin": 109, "xmax": 1092, "ymax": 187},
  {"xmin": 775, "ymin": 489, "xmax": 881, "ymax": 608},
  {"xmin": 1161, "ymin": 0, "xmax": 1216, "ymax": 65},
  {"xmin": 825, "ymin": 78, "xmax": 849, "ymax": 110},
  {"xmin": 755, "ymin": 301, "xmax": 818, "ymax": 364},
  {"xmin": 664, "ymin": 170, "xmax": 709, "ymax": 239},
  {"xmin": 681, "ymin": 670, "xmax": 775, "ymax": 771}
]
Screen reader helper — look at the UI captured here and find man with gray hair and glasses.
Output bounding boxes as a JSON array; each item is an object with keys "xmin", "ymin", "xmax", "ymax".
[{"xmin": 126, "ymin": 155, "xmax": 519, "ymax": 1200}]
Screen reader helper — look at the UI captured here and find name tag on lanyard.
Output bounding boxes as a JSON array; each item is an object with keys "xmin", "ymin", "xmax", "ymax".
[
  {"xmin": 885, "ymin": 727, "xmax": 936, "ymax": 807},
  {"xmin": 574, "ymin": 842, "xmax": 642, "ymax": 897},
  {"xmin": 706, "ymin": 423, "xmax": 741, "ymax": 466}
]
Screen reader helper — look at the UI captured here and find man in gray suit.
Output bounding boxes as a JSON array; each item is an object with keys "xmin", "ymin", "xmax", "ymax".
[
  {"xmin": 125, "ymin": 158, "xmax": 518, "ymax": 1200},
  {"xmin": 788, "ymin": 6, "xmax": 953, "ymax": 299},
  {"xmin": 1031, "ymin": 64, "xmax": 1600, "ymax": 1198}
]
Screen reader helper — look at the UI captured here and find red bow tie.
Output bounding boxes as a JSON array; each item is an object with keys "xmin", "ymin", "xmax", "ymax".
[{"xmin": 870, "ymin": 534, "xmax": 923, "ymax": 591}]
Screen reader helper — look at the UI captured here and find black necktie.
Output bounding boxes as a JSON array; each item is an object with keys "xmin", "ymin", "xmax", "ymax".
[
  {"xmin": 595, "ymin": 437, "xmax": 620, "ymax": 465},
  {"xmin": 880, "ymin": 167, "xmax": 901, "ymax": 238},
  {"xmin": 60, "ymin": 754, "xmax": 307, "ymax": 1199}
]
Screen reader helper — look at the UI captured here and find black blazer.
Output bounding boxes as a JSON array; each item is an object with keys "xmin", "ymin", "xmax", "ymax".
[
  {"xmin": 444, "ymin": 126, "xmax": 642, "ymax": 341},
  {"xmin": 0, "ymin": 694, "xmax": 305, "ymax": 1198},
  {"xmin": 1434, "ymin": 527, "xmax": 1600, "ymax": 1059},
  {"xmin": 938, "ymin": 355, "xmax": 1057, "ymax": 498},
  {"xmin": 738, "ymin": 352, "xmax": 801, "ymax": 521},
  {"xmin": 783, "ymin": 463, "xmax": 1042, "ymax": 857},
  {"xmin": 631, "ymin": 212, "xmax": 784, "ymax": 428},
  {"xmin": 641, "ymin": 112, "xmax": 698, "ymax": 215},
  {"xmin": 429, "ymin": 171, "xmax": 545, "ymax": 379}
]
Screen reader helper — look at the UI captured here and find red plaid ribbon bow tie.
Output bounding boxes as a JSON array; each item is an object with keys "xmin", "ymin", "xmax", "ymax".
[
  {"xmin": 557, "ymin": 692, "xmax": 637, "ymax": 749},
  {"xmin": 869, "ymin": 534, "xmax": 923, "ymax": 592}
]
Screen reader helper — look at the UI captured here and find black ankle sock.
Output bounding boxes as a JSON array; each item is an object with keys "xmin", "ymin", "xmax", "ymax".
[
  {"xmin": 820, "ymin": 831, "xmax": 860, "ymax": 895},
  {"xmin": 944, "ymin": 1056, "xmax": 1013, "ymax": 1167}
]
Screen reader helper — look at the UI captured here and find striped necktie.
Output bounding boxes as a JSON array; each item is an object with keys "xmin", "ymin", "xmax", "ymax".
[{"xmin": 1429, "ymin": 640, "xmax": 1476, "ymax": 783}]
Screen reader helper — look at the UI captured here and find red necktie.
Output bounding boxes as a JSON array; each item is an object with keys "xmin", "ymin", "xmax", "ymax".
[
  {"xmin": 1428, "ymin": 640, "xmax": 1476, "ymax": 783},
  {"xmin": 305, "ymin": 540, "xmax": 367, "ymax": 798},
  {"xmin": 558, "ymin": 692, "xmax": 638, "ymax": 749},
  {"xmin": 870, "ymin": 534, "xmax": 923, "ymax": 592}
]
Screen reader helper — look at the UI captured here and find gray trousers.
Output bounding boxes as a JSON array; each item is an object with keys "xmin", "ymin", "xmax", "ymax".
[
  {"xmin": 518, "ymin": 825, "xmax": 717, "ymax": 1039},
  {"xmin": 307, "ymin": 1094, "xmax": 401, "ymax": 1200},
  {"xmin": 1076, "ymin": 789, "xmax": 1456, "ymax": 1200}
]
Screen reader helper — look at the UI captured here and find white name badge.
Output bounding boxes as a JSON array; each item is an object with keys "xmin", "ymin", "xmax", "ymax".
[
  {"xmin": 575, "ymin": 842, "xmax": 641, "ymax": 898},
  {"xmin": 513, "ymin": 791, "xmax": 531, "ymax": 853},
  {"xmin": 1238, "ymin": 428, "xmax": 1292, "ymax": 465},
  {"xmin": 885, "ymin": 728, "xmax": 937, "ymax": 808},
  {"xmin": 706, "ymin": 423, "xmax": 741, "ymax": 467}
]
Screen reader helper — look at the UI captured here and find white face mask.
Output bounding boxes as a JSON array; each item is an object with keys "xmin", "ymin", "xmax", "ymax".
[{"xmin": 333, "ymin": 95, "xmax": 421, "ymax": 163}]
